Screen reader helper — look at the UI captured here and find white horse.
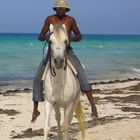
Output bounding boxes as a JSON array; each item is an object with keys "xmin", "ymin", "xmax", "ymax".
[{"xmin": 43, "ymin": 24, "xmax": 85, "ymax": 140}]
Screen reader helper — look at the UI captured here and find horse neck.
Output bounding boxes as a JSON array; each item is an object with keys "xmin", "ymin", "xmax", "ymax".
[{"xmin": 51, "ymin": 68, "xmax": 66, "ymax": 87}]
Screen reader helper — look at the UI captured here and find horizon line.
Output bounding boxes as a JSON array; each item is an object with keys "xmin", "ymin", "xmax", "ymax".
[{"xmin": 0, "ymin": 32, "xmax": 140, "ymax": 36}]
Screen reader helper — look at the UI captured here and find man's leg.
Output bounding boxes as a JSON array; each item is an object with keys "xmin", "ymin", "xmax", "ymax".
[
  {"xmin": 68, "ymin": 48, "xmax": 98, "ymax": 117},
  {"xmin": 31, "ymin": 60, "xmax": 46, "ymax": 122},
  {"xmin": 31, "ymin": 101, "xmax": 40, "ymax": 122},
  {"xmin": 85, "ymin": 91, "xmax": 98, "ymax": 117},
  {"xmin": 31, "ymin": 49, "xmax": 50, "ymax": 122}
]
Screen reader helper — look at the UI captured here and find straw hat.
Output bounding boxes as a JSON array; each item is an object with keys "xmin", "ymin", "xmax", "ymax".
[{"xmin": 53, "ymin": 0, "xmax": 70, "ymax": 12}]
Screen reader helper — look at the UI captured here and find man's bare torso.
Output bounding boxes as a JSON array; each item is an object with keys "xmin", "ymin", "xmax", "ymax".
[
  {"xmin": 39, "ymin": 14, "xmax": 81, "ymax": 43},
  {"xmin": 46, "ymin": 15, "xmax": 75, "ymax": 36}
]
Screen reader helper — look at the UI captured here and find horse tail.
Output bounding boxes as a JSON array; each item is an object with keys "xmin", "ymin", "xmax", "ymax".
[{"xmin": 75, "ymin": 100, "xmax": 85, "ymax": 139}]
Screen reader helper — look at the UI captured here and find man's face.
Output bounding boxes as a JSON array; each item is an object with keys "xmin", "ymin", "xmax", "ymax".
[{"xmin": 55, "ymin": 7, "xmax": 66, "ymax": 16}]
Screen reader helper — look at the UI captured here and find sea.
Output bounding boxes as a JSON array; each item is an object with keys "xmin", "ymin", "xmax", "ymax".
[{"xmin": 0, "ymin": 33, "xmax": 140, "ymax": 92}]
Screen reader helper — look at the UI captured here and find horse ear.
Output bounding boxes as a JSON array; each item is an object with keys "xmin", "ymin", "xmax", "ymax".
[{"xmin": 49, "ymin": 24, "xmax": 54, "ymax": 33}]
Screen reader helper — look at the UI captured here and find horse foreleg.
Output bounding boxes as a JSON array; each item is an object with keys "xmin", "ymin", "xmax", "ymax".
[
  {"xmin": 62, "ymin": 102, "xmax": 76, "ymax": 140},
  {"xmin": 44, "ymin": 101, "xmax": 53, "ymax": 140},
  {"xmin": 54, "ymin": 104, "xmax": 62, "ymax": 140}
]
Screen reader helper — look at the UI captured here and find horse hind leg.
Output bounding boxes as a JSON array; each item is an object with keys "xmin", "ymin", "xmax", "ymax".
[{"xmin": 44, "ymin": 101, "xmax": 53, "ymax": 140}]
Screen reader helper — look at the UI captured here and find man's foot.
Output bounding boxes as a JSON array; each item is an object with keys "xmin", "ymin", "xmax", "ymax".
[
  {"xmin": 31, "ymin": 111, "xmax": 40, "ymax": 123},
  {"xmin": 91, "ymin": 106, "xmax": 98, "ymax": 118}
]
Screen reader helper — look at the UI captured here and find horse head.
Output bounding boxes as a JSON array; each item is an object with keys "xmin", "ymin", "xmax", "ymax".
[{"xmin": 49, "ymin": 24, "xmax": 69, "ymax": 70}]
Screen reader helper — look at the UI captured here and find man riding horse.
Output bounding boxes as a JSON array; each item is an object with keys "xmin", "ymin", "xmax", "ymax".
[{"xmin": 31, "ymin": 0, "xmax": 98, "ymax": 122}]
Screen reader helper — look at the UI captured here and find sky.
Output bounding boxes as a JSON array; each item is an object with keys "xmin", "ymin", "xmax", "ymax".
[{"xmin": 0, "ymin": 0, "xmax": 140, "ymax": 34}]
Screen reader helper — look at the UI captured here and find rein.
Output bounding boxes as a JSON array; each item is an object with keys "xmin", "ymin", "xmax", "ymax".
[
  {"xmin": 42, "ymin": 41, "xmax": 48, "ymax": 65},
  {"xmin": 64, "ymin": 41, "xmax": 68, "ymax": 70},
  {"xmin": 42, "ymin": 40, "xmax": 56, "ymax": 77},
  {"xmin": 42, "ymin": 32, "xmax": 54, "ymax": 65},
  {"xmin": 48, "ymin": 41, "xmax": 56, "ymax": 77}
]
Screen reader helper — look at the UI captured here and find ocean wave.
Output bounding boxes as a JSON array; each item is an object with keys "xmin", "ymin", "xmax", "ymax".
[
  {"xmin": 99, "ymin": 45, "xmax": 103, "ymax": 48},
  {"xmin": 131, "ymin": 67, "xmax": 140, "ymax": 72}
]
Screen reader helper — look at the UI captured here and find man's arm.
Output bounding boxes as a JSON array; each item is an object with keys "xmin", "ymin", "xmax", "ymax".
[
  {"xmin": 70, "ymin": 18, "xmax": 82, "ymax": 42},
  {"xmin": 38, "ymin": 17, "xmax": 50, "ymax": 42}
]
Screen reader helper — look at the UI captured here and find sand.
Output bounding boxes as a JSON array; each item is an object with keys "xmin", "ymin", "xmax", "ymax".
[{"xmin": 0, "ymin": 79, "xmax": 140, "ymax": 140}]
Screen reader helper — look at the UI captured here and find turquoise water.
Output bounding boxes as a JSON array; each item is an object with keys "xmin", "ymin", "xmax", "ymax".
[{"xmin": 0, "ymin": 33, "xmax": 140, "ymax": 90}]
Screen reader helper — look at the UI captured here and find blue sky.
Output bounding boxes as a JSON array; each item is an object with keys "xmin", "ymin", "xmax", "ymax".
[{"xmin": 0, "ymin": 0, "xmax": 140, "ymax": 34}]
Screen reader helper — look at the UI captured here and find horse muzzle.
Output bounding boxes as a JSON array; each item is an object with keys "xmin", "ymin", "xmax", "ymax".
[{"xmin": 54, "ymin": 57, "xmax": 64, "ymax": 69}]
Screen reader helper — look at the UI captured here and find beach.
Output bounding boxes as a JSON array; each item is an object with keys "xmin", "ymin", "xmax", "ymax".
[
  {"xmin": 0, "ymin": 33, "xmax": 140, "ymax": 139},
  {"xmin": 0, "ymin": 78, "xmax": 140, "ymax": 140}
]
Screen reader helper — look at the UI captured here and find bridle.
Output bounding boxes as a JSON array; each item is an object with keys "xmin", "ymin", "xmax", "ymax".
[{"xmin": 44, "ymin": 32, "xmax": 68, "ymax": 77}]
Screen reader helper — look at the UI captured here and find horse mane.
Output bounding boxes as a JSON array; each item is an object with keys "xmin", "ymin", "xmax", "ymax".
[{"xmin": 53, "ymin": 24, "xmax": 68, "ymax": 48}]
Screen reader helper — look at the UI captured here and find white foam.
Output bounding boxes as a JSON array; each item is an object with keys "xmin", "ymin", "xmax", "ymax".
[
  {"xmin": 99, "ymin": 45, "xmax": 103, "ymax": 48},
  {"xmin": 131, "ymin": 67, "xmax": 140, "ymax": 72}
]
